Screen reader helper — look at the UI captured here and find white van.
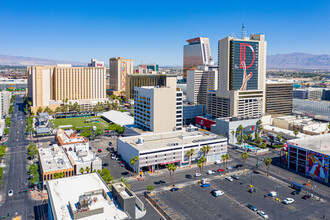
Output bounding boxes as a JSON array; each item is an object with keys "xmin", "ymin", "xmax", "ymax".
[{"xmin": 269, "ymin": 191, "xmax": 278, "ymax": 197}]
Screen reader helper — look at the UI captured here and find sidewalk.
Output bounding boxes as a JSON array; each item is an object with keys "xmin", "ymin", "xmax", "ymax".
[{"xmin": 31, "ymin": 189, "xmax": 48, "ymax": 201}]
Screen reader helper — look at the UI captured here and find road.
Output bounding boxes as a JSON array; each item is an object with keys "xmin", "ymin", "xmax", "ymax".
[{"xmin": 0, "ymin": 96, "xmax": 39, "ymax": 219}]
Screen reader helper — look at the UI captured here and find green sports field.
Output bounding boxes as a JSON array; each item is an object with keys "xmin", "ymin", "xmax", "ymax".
[{"xmin": 51, "ymin": 116, "xmax": 110, "ymax": 130}]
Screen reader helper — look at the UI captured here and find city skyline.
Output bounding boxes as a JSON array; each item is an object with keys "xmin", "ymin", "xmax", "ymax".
[{"xmin": 0, "ymin": 1, "xmax": 329, "ymax": 66}]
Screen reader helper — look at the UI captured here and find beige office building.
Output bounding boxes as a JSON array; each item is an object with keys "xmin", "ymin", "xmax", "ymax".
[
  {"xmin": 109, "ymin": 57, "xmax": 134, "ymax": 92},
  {"xmin": 134, "ymin": 86, "xmax": 183, "ymax": 133},
  {"xmin": 207, "ymin": 34, "xmax": 267, "ymax": 118},
  {"xmin": 126, "ymin": 74, "xmax": 177, "ymax": 99},
  {"xmin": 187, "ymin": 65, "xmax": 218, "ymax": 105},
  {"xmin": 27, "ymin": 64, "xmax": 106, "ymax": 112}
]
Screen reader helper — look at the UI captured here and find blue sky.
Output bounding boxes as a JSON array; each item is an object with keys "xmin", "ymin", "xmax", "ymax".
[{"xmin": 0, "ymin": 0, "xmax": 329, "ymax": 66}]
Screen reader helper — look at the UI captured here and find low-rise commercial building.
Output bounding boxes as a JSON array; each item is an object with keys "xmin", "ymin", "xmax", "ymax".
[
  {"xmin": 39, "ymin": 145, "xmax": 74, "ymax": 185},
  {"xmin": 118, "ymin": 126, "xmax": 227, "ymax": 173},
  {"xmin": 101, "ymin": 110, "xmax": 134, "ymax": 126},
  {"xmin": 46, "ymin": 173, "xmax": 132, "ymax": 220},
  {"xmin": 0, "ymin": 78, "xmax": 27, "ymax": 91},
  {"xmin": 55, "ymin": 129, "xmax": 89, "ymax": 151},
  {"xmin": 287, "ymin": 134, "xmax": 330, "ymax": 184}
]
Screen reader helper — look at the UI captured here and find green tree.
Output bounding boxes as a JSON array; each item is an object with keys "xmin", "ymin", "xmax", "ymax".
[
  {"xmin": 247, "ymin": 133, "xmax": 252, "ymax": 141},
  {"xmin": 166, "ymin": 163, "xmax": 177, "ymax": 187},
  {"xmin": 4, "ymin": 128, "xmax": 9, "ymax": 135},
  {"xmin": 265, "ymin": 157, "xmax": 272, "ymax": 176},
  {"xmin": 94, "ymin": 128, "xmax": 104, "ymax": 137},
  {"xmin": 118, "ymin": 177, "xmax": 130, "ymax": 188},
  {"xmin": 43, "ymin": 106, "xmax": 53, "ymax": 115},
  {"xmin": 224, "ymin": 154, "xmax": 230, "ymax": 175},
  {"xmin": 221, "ymin": 154, "xmax": 227, "ymax": 174},
  {"xmin": 80, "ymin": 129, "xmax": 92, "ymax": 138},
  {"xmin": 241, "ymin": 152, "xmax": 249, "ymax": 172},
  {"xmin": 258, "ymin": 125, "xmax": 263, "ymax": 134},
  {"xmin": 80, "ymin": 167, "xmax": 85, "ymax": 174},
  {"xmin": 55, "ymin": 107, "xmax": 61, "ymax": 113},
  {"xmin": 147, "ymin": 185, "xmax": 154, "ymax": 192},
  {"xmin": 186, "ymin": 151, "xmax": 191, "ymax": 167},
  {"xmin": 277, "ymin": 134, "xmax": 282, "ymax": 143},
  {"xmin": 294, "ymin": 130, "xmax": 299, "ymax": 138},
  {"xmin": 59, "ymin": 172, "xmax": 64, "ymax": 178},
  {"xmin": 255, "ymin": 137, "xmax": 263, "ymax": 144},
  {"xmin": 242, "ymin": 134, "xmax": 248, "ymax": 144},
  {"xmin": 231, "ymin": 130, "xmax": 235, "ymax": 143},
  {"xmin": 198, "ymin": 156, "xmax": 206, "ymax": 174},
  {"xmin": 130, "ymin": 158, "xmax": 136, "ymax": 176},
  {"xmin": 86, "ymin": 167, "xmax": 90, "ymax": 173},
  {"xmin": 261, "ymin": 142, "xmax": 267, "ymax": 149},
  {"xmin": 197, "ymin": 161, "xmax": 202, "ymax": 174},
  {"xmin": 37, "ymin": 107, "xmax": 43, "ymax": 113},
  {"xmin": 5, "ymin": 118, "xmax": 11, "ymax": 127},
  {"xmin": 237, "ymin": 135, "xmax": 242, "ymax": 144}
]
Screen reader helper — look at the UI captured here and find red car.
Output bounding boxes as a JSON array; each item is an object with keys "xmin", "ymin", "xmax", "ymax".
[
  {"xmin": 98, "ymin": 149, "xmax": 102, "ymax": 153},
  {"xmin": 217, "ymin": 168, "xmax": 224, "ymax": 172}
]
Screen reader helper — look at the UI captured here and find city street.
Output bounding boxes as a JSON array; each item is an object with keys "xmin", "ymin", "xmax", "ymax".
[{"xmin": 0, "ymin": 96, "xmax": 39, "ymax": 219}]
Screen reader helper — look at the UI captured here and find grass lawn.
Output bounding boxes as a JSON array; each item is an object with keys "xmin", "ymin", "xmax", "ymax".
[{"xmin": 51, "ymin": 116, "xmax": 110, "ymax": 130}]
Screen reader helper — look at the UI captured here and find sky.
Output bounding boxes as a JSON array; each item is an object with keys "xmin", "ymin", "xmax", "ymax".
[{"xmin": 0, "ymin": 0, "xmax": 329, "ymax": 66}]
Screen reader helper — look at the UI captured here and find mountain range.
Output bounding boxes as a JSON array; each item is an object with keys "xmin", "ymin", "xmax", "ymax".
[{"xmin": 0, "ymin": 52, "xmax": 330, "ymax": 69}]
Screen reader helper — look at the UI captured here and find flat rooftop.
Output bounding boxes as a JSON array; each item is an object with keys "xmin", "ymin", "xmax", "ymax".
[
  {"xmin": 289, "ymin": 134, "xmax": 330, "ymax": 155},
  {"xmin": 120, "ymin": 130, "xmax": 226, "ymax": 153},
  {"xmin": 46, "ymin": 173, "xmax": 128, "ymax": 220},
  {"xmin": 101, "ymin": 110, "xmax": 134, "ymax": 126},
  {"xmin": 39, "ymin": 147, "xmax": 73, "ymax": 173}
]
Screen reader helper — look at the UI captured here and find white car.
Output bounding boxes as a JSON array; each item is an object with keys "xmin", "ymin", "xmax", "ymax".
[
  {"xmin": 8, "ymin": 190, "xmax": 13, "ymax": 197},
  {"xmin": 227, "ymin": 166, "xmax": 233, "ymax": 170},
  {"xmin": 214, "ymin": 160, "xmax": 222, "ymax": 165},
  {"xmin": 194, "ymin": 173, "xmax": 202, "ymax": 177},
  {"xmin": 283, "ymin": 198, "xmax": 295, "ymax": 204},
  {"xmin": 207, "ymin": 170, "xmax": 215, "ymax": 175},
  {"xmin": 257, "ymin": 211, "xmax": 268, "ymax": 219},
  {"xmin": 225, "ymin": 176, "xmax": 233, "ymax": 182},
  {"xmin": 269, "ymin": 191, "xmax": 278, "ymax": 197}
]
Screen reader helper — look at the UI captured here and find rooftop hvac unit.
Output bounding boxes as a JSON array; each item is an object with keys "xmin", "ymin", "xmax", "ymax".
[{"xmin": 136, "ymin": 137, "xmax": 144, "ymax": 145}]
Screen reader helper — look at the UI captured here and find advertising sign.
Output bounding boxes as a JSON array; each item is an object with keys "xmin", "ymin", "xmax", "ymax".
[
  {"xmin": 121, "ymin": 61, "xmax": 127, "ymax": 90},
  {"xmin": 306, "ymin": 150, "xmax": 329, "ymax": 183},
  {"xmin": 195, "ymin": 117, "xmax": 215, "ymax": 129},
  {"xmin": 231, "ymin": 40, "xmax": 259, "ymax": 90}
]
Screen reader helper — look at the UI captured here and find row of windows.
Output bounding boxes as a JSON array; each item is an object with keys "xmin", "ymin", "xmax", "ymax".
[{"xmin": 43, "ymin": 170, "xmax": 74, "ymax": 181}]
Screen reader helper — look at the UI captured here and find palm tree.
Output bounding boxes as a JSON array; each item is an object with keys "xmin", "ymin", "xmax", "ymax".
[
  {"xmin": 294, "ymin": 130, "xmax": 299, "ymax": 138},
  {"xmin": 261, "ymin": 142, "xmax": 267, "ymax": 149},
  {"xmin": 80, "ymin": 167, "xmax": 85, "ymax": 174},
  {"xmin": 247, "ymin": 133, "xmax": 252, "ymax": 142},
  {"xmin": 171, "ymin": 164, "xmax": 177, "ymax": 187},
  {"xmin": 231, "ymin": 130, "xmax": 235, "ymax": 144},
  {"xmin": 130, "ymin": 158, "xmax": 136, "ymax": 176},
  {"xmin": 119, "ymin": 177, "xmax": 131, "ymax": 188},
  {"xmin": 197, "ymin": 161, "xmax": 202, "ymax": 174},
  {"xmin": 199, "ymin": 156, "xmax": 206, "ymax": 174},
  {"xmin": 221, "ymin": 154, "xmax": 227, "ymax": 174},
  {"xmin": 134, "ymin": 156, "xmax": 139, "ymax": 174},
  {"xmin": 201, "ymin": 146, "xmax": 207, "ymax": 157},
  {"xmin": 166, "ymin": 164, "xmax": 172, "ymax": 182},
  {"xmin": 205, "ymin": 145, "xmax": 211, "ymax": 160},
  {"xmin": 85, "ymin": 167, "xmax": 90, "ymax": 173},
  {"xmin": 241, "ymin": 152, "xmax": 249, "ymax": 172},
  {"xmin": 277, "ymin": 134, "xmax": 282, "ymax": 143},
  {"xmin": 186, "ymin": 151, "xmax": 191, "ymax": 167},
  {"xmin": 189, "ymin": 149, "xmax": 195, "ymax": 167},
  {"xmin": 265, "ymin": 157, "xmax": 272, "ymax": 176},
  {"xmin": 243, "ymin": 134, "xmax": 248, "ymax": 145},
  {"xmin": 258, "ymin": 125, "xmax": 263, "ymax": 135},
  {"xmin": 224, "ymin": 154, "xmax": 230, "ymax": 174}
]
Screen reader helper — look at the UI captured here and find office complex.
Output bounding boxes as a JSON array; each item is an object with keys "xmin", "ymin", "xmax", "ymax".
[
  {"xmin": 293, "ymin": 88, "xmax": 330, "ymax": 101},
  {"xmin": 27, "ymin": 64, "xmax": 107, "ymax": 112},
  {"xmin": 187, "ymin": 65, "xmax": 218, "ymax": 105},
  {"xmin": 126, "ymin": 74, "xmax": 177, "ymax": 99},
  {"xmin": 0, "ymin": 78, "xmax": 27, "ymax": 91},
  {"xmin": 265, "ymin": 81, "xmax": 293, "ymax": 116},
  {"xmin": 287, "ymin": 134, "xmax": 330, "ymax": 184},
  {"xmin": 118, "ymin": 126, "xmax": 227, "ymax": 172},
  {"xmin": 134, "ymin": 86, "xmax": 183, "ymax": 133},
  {"xmin": 293, "ymin": 89, "xmax": 309, "ymax": 99},
  {"xmin": 109, "ymin": 57, "xmax": 134, "ymax": 92},
  {"xmin": 46, "ymin": 173, "xmax": 135, "ymax": 220},
  {"xmin": 0, "ymin": 91, "xmax": 11, "ymax": 118},
  {"xmin": 183, "ymin": 37, "xmax": 212, "ymax": 78},
  {"xmin": 88, "ymin": 58, "xmax": 104, "ymax": 67},
  {"xmin": 207, "ymin": 34, "xmax": 267, "ymax": 118}
]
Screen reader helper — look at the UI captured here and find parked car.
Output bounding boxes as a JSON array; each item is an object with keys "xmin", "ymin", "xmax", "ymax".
[
  {"xmin": 207, "ymin": 170, "xmax": 215, "ymax": 175},
  {"xmin": 217, "ymin": 168, "xmax": 224, "ymax": 172},
  {"xmin": 111, "ymin": 155, "xmax": 116, "ymax": 160},
  {"xmin": 109, "ymin": 142, "xmax": 113, "ymax": 146},
  {"xmin": 185, "ymin": 174, "xmax": 192, "ymax": 179},
  {"xmin": 249, "ymin": 188, "xmax": 257, "ymax": 193},
  {"xmin": 291, "ymin": 190, "xmax": 300, "ymax": 195},
  {"xmin": 106, "ymin": 147, "xmax": 112, "ymax": 151},
  {"xmin": 194, "ymin": 173, "xmax": 202, "ymax": 177},
  {"xmin": 120, "ymin": 163, "xmax": 125, "ymax": 167},
  {"xmin": 214, "ymin": 160, "xmax": 222, "ymax": 164},
  {"xmin": 257, "ymin": 211, "xmax": 268, "ymax": 219},
  {"xmin": 170, "ymin": 187, "xmax": 179, "ymax": 192},
  {"xmin": 225, "ymin": 176, "xmax": 233, "ymax": 182},
  {"xmin": 302, "ymin": 195, "xmax": 311, "ymax": 200},
  {"xmin": 103, "ymin": 163, "xmax": 109, "ymax": 166},
  {"xmin": 283, "ymin": 198, "xmax": 295, "ymax": 204},
  {"xmin": 234, "ymin": 164, "xmax": 243, "ymax": 168},
  {"xmin": 8, "ymin": 190, "xmax": 13, "ymax": 197},
  {"xmin": 269, "ymin": 191, "xmax": 277, "ymax": 197},
  {"xmin": 98, "ymin": 149, "xmax": 102, "ymax": 153},
  {"xmin": 201, "ymin": 183, "xmax": 211, "ymax": 188},
  {"xmin": 232, "ymin": 175, "xmax": 240, "ymax": 180},
  {"xmin": 227, "ymin": 166, "xmax": 233, "ymax": 170},
  {"xmin": 211, "ymin": 190, "xmax": 224, "ymax": 197},
  {"xmin": 247, "ymin": 204, "xmax": 257, "ymax": 211}
]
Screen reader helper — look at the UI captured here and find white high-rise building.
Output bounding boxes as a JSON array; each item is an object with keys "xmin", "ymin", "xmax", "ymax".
[
  {"xmin": 187, "ymin": 65, "xmax": 218, "ymax": 105},
  {"xmin": 207, "ymin": 34, "xmax": 267, "ymax": 118},
  {"xmin": 134, "ymin": 86, "xmax": 183, "ymax": 133},
  {"xmin": 183, "ymin": 37, "xmax": 212, "ymax": 78},
  {"xmin": 0, "ymin": 91, "xmax": 11, "ymax": 118}
]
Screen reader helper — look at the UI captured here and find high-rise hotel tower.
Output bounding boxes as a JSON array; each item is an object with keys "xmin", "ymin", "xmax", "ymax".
[{"xmin": 207, "ymin": 34, "xmax": 267, "ymax": 118}]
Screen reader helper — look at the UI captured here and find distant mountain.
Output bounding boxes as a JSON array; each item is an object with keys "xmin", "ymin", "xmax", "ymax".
[
  {"xmin": 267, "ymin": 52, "xmax": 330, "ymax": 69},
  {"xmin": 0, "ymin": 54, "xmax": 87, "ymax": 66}
]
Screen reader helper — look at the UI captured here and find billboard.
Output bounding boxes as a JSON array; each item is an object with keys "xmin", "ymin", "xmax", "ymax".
[
  {"xmin": 230, "ymin": 40, "xmax": 259, "ymax": 90},
  {"xmin": 306, "ymin": 150, "xmax": 329, "ymax": 182},
  {"xmin": 195, "ymin": 117, "xmax": 215, "ymax": 130},
  {"xmin": 121, "ymin": 61, "xmax": 127, "ymax": 90}
]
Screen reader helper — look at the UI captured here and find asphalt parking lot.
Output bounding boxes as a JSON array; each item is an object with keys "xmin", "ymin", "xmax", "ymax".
[
  {"xmin": 215, "ymin": 172, "xmax": 330, "ymax": 219},
  {"xmin": 156, "ymin": 182, "xmax": 259, "ymax": 220},
  {"xmin": 89, "ymin": 135, "xmax": 117, "ymax": 155},
  {"xmin": 100, "ymin": 153, "xmax": 134, "ymax": 179}
]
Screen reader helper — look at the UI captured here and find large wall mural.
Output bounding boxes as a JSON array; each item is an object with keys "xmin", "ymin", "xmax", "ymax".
[{"xmin": 306, "ymin": 151, "xmax": 329, "ymax": 182}]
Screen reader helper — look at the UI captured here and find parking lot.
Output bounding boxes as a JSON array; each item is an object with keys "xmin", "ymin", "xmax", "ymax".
[
  {"xmin": 154, "ymin": 171, "xmax": 330, "ymax": 220},
  {"xmin": 100, "ymin": 153, "xmax": 134, "ymax": 179}
]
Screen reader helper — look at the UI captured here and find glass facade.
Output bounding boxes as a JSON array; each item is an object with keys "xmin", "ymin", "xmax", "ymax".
[{"xmin": 230, "ymin": 40, "xmax": 259, "ymax": 90}]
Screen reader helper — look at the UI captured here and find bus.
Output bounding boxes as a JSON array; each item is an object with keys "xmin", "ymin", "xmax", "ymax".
[{"xmin": 291, "ymin": 182, "xmax": 304, "ymax": 191}]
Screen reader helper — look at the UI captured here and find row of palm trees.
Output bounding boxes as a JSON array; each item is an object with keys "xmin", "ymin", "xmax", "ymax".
[{"xmin": 232, "ymin": 120, "xmax": 264, "ymax": 145}]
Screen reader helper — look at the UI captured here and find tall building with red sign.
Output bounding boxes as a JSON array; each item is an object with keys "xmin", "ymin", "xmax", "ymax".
[{"xmin": 207, "ymin": 34, "xmax": 267, "ymax": 119}]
